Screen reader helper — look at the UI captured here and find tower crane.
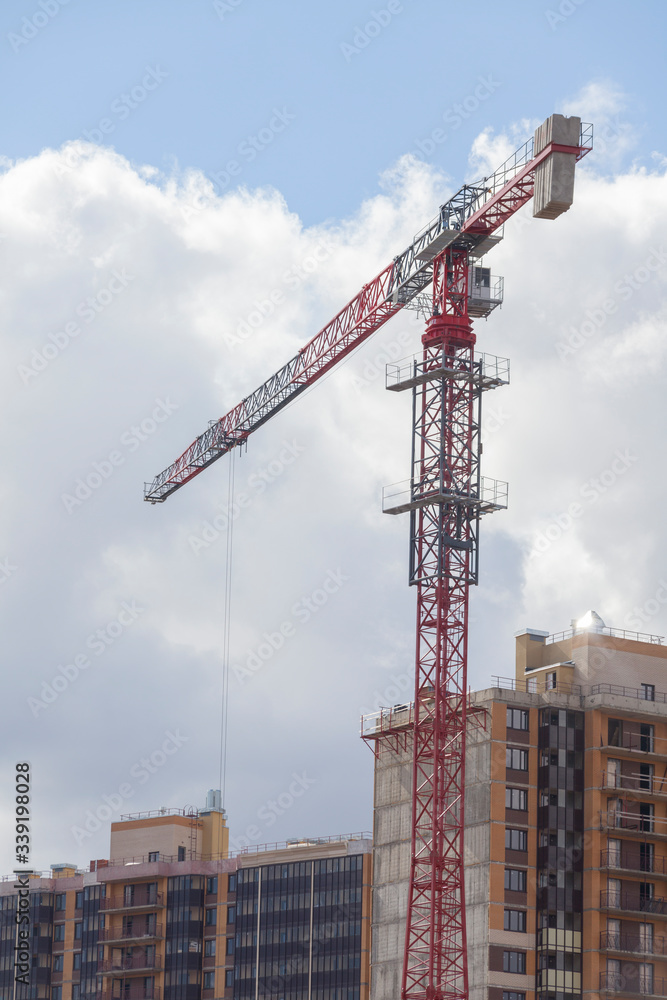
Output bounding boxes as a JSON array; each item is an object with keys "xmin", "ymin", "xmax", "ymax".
[{"xmin": 144, "ymin": 113, "xmax": 592, "ymax": 1000}]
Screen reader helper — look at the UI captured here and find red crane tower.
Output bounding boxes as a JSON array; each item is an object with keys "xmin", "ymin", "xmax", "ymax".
[{"xmin": 145, "ymin": 113, "xmax": 592, "ymax": 1000}]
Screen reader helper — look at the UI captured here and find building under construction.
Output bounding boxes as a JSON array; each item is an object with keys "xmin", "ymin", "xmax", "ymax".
[{"xmin": 367, "ymin": 613, "xmax": 667, "ymax": 1000}]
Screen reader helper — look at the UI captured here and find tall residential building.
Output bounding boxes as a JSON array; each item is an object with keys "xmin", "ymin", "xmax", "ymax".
[
  {"xmin": 367, "ymin": 611, "xmax": 667, "ymax": 1000},
  {"xmin": 0, "ymin": 797, "xmax": 372, "ymax": 1000}
]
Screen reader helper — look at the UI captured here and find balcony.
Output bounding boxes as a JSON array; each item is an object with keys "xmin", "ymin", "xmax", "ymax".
[
  {"xmin": 98, "ymin": 923, "xmax": 163, "ymax": 945},
  {"xmin": 98, "ymin": 989, "xmax": 160, "ymax": 1000},
  {"xmin": 601, "ymin": 891, "xmax": 667, "ymax": 918},
  {"xmin": 601, "ymin": 932, "xmax": 667, "ymax": 957},
  {"xmin": 100, "ymin": 956, "xmax": 162, "ymax": 975},
  {"xmin": 601, "ymin": 850, "xmax": 667, "ymax": 877},
  {"xmin": 603, "ymin": 773, "xmax": 667, "ymax": 801},
  {"xmin": 100, "ymin": 891, "xmax": 164, "ymax": 913},
  {"xmin": 601, "ymin": 811, "xmax": 667, "ymax": 841},
  {"xmin": 600, "ymin": 972, "xmax": 667, "ymax": 997}
]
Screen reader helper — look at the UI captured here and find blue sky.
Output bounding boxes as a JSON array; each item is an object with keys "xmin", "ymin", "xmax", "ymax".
[
  {"xmin": 3, "ymin": 0, "xmax": 667, "ymax": 868},
  {"xmin": 2, "ymin": 0, "xmax": 665, "ymax": 223}
]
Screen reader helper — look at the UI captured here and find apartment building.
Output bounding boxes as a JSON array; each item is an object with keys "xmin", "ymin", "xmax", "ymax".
[
  {"xmin": 0, "ymin": 795, "xmax": 371, "ymax": 1000},
  {"xmin": 368, "ymin": 611, "xmax": 667, "ymax": 1000}
]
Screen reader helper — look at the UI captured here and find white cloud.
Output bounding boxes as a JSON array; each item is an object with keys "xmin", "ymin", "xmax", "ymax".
[{"xmin": 1, "ymin": 107, "xmax": 667, "ymax": 868}]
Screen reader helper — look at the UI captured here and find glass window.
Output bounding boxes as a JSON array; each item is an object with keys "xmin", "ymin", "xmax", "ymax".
[
  {"xmin": 203, "ymin": 972, "xmax": 215, "ymax": 990},
  {"xmin": 206, "ymin": 877, "xmax": 218, "ymax": 895},
  {"xmin": 226, "ymin": 937, "xmax": 235, "ymax": 955},
  {"xmin": 54, "ymin": 894, "xmax": 66, "ymax": 912},
  {"xmin": 72, "ymin": 986, "xmax": 80, "ymax": 1000},
  {"xmin": 228, "ymin": 873, "xmax": 237, "ymax": 892},
  {"xmin": 205, "ymin": 908, "xmax": 217, "ymax": 926},
  {"xmin": 641, "ymin": 684, "xmax": 656, "ymax": 702},
  {"xmin": 204, "ymin": 940, "xmax": 215, "ymax": 957},
  {"xmin": 52, "ymin": 989, "xmax": 62, "ymax": 1000},
  {"xmin": 504, "ymin": 910, "xmax": 527, "ymax": 932},
  {"xmin": 148, "ymin": 851, "xmax": 159, "ymax": 862},
  {"xmin": 73, "ymin": 953, "xmax": 82, "ymax": 970},
  {"xmin": 506, "ymin": 788, "xmax": 528, "ymax": 811},
  {"xmin": 227, "ymin": 905, "xmax": 236, "ymax": 924},
  {"xmin": 75, "ymin": 891, "xmax": 83, "ymax": 909},
  {"xmin": 503, "ymin": 993, "xmax": 526, "ymax": 1000},
  {"xmin": 503, "ymin": 951, "xmax": 526, "ymax": 974},
  {"xmin": 74, "ymin": 922, "xmax": 83, "ymax": 939},
  {"xmin": 507, "ymin": 708, "xmax": 529, "ymax": 731},
  {"xmin": 504, "ymin": 869, "xmax": 527, "ymax": 892},
  {"xmin": 225, "ymin": 970, "xmax": 234, "ymax": 988},
  {"xmin": 505, "ymin": 829, "xmax": 528, "ymax": 852},
  {"xmin": 178, "ymin": 846, "xmax": 186, "ymax": 861},
  {"xmin": 53, "ymin": 955, "xmax": 64, "ymax": 972},
  {"xmin": 506, "ymin": 748, "xmax": 528, "ymax": 771},
  {"xmin": 54, "ymin": 924, "xmax": 65, "ymax": 942}
]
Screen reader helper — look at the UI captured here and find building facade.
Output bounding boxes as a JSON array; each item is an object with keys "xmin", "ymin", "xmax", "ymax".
[
  {"xmin": 368, "ymin": 612, "xmax": 667, "ymax": 1000},
  {"xmin": 0, "ymin": 802, "xmax": 371, "ymax": 1000}
]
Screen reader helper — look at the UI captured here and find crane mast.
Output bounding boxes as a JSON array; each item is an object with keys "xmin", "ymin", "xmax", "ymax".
[{"xmin": 145, "ymin": 114, "xmax": 592, "ymax": 1000}]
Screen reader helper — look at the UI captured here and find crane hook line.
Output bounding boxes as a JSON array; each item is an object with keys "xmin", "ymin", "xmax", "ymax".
[{"xmin": 218, "ymin": 448, "xmax": 236, "ymax": 809}]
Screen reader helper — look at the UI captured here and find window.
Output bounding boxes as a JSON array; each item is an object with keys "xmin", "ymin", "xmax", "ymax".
[
  {"xmin": 73, "ymin": 953, "xmax": 82, "ymax": 970},
  {"xmin": 206, "ymin": 876, "xmax": 218, "ymax": 895},
  {"xmin": 639, "ymin": 964, "xmax": 654, "ymax": 994},
  {"xmin": 204, "ymin": 940, "xmax": 215, "ymax": 957},
  {"xmin": 52, "ymin": 989, "xmax": 62, "ymax": 1000},
  {"xmin": 203, "ymin": 972, "xmax": 215, "ymax": 990},
  {"xmin": 228, "ymin": 873, "xmax": 237, "ymax": 892},
  {"xmin": 503, "ymin": 951, "xmax": 526, "ymax": 974},
  {"xmin": 54, "ymin": 924, "xmax": 65, "ymax": 942},
  {"xmin": 640, "ymin": 924, "xmax": 654, "ymax": 953},
  {"xmin": 607, "ymin": 919, "xmax": 621, "ymax": 949},
  {"xmin": 506, "ymin": 829, "xmax": 528, "ymax": 852},
  {"xmin": 608, "ymin": 838, "xmax": 621, "ymax": 868},
  {"xmin": 505, "ymin": 869, "xmax": 527, "ymax": 892},
  {"xmin": 148, "ymin": 851, "xmax": 159, "ymax": 862},
  {"xmin": 53, "ymin": 956, "xmax": 64, "ymax": 973},
  {"xmin": 506, "ymin": 748, "xmax": 528, "ymax": 771},
  {"xmin": 641, "ymin": 843, "xmax": 655, "ymax": 873},
  {"xmin": 205, "ymin": 908, "xmax": 217, "ymax": 926},
  {"xmin": 640, "ymin": 803, "xmax": 655, "ymax": 832},
  {"xmin": 74, "ymin": 922, "xmax": 83, "ymax": 940},
  {"xmin": 225, "ymin": 971, "xmax": 234, "ymax": 988},
  {"xmin": 72, "ymin": 986, "xmax": 80, "ymax": 1000},
  {"xmin": 506, "ymin": 788, "xmax": 528, "ymax": 811},
  {"xmin": 54, "ymin": 894, "xmax": 66, "ymax": 912},
  {"xmin": 503, "ymin": 993, "xmax": 526, "ymax": 1000},
  {"xmin": 545, "ymin": 671, "xmax": 557, "ymax": 690},
  {"xmin": 178, "ymin": 846, "xmax": 186, "ymax": 861},
  {"xmin": 641, "ymin": 724, "xmax": 654, "ymax": 753},
  {"xmin": 608, "ymin": 878, "xmax": 621, "ymax": 907},
  {"xmin": 227, "ymin": 905, "xmax": 236, "ymax": 924},
  {"xmin": 226, "ymin": 937, "xmax": 235, "ymax": 955},
  {"xmin": 507, "ymin": 708, "xmax": 529, "ymax": 731},
  {"xmin": 74, "ymin": 891, "xmax": 83, "ymax": 909},
  {"xmin": 504, "ymin": 909, "xmax": 527, "ymax": 932},
  {"xmin": 641, "ymin": 684, "xmax": 656, "ymax": 702}
]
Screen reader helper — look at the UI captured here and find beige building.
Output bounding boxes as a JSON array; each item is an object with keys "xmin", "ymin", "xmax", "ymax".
[{"xmin": 368, "ymin": 612, "xmax": 667, "ymax": 1000}]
